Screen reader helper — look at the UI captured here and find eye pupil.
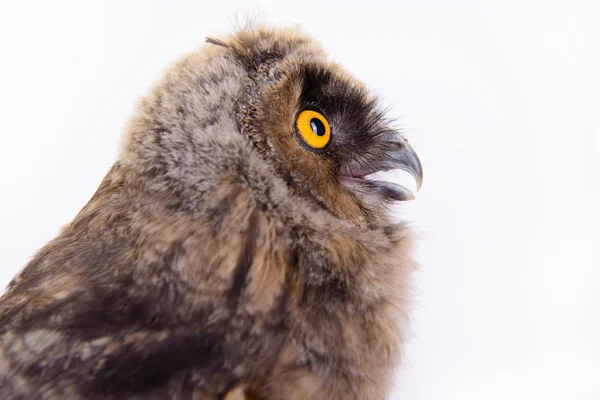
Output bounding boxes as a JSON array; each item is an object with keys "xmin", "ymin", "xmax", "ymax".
[{"xmin": 310, "ymin": 118, "xmax": 326, "ymax": 136}]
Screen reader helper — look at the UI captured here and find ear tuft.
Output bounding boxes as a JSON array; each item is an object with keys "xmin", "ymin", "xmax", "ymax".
[{"xmin": 205, "ymin": 37, "xmax": 229, "ymax": 48}]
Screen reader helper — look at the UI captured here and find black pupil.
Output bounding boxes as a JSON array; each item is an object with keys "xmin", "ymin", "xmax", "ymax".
[{"xmin": 309, "ymin": 118, "xmax": 326, "ymax": 136}]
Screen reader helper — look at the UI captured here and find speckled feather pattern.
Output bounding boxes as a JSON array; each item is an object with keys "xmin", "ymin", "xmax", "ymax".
[{"xmin": 0, "ymin": 27, "xmax": 415, "ymax": 399}]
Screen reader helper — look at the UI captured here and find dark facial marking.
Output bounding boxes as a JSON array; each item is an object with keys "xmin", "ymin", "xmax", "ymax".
[{"xmin": 297, "ymin": 64, "xmax": 389, "ymax": 161}]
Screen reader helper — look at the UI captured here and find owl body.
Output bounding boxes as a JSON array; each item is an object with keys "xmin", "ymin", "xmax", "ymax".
[{"xmin": 0, "ymin": 27, "xmax": 421, "ymax": 399}]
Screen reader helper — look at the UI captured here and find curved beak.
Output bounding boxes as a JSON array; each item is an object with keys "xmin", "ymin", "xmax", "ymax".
[{"xmin": 343, "ymin": 135, "xmax": 424, "ymax": 201}]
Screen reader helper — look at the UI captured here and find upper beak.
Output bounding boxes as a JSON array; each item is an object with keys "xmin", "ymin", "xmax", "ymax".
[{"xmin": 387, "ymin": 140, "xmax": 423, "ymax": 191}]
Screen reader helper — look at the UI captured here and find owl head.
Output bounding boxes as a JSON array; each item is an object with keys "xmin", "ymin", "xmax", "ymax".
[{"xmin": 122, "ymin": 26, "xmax": 422, "ymax": 226}]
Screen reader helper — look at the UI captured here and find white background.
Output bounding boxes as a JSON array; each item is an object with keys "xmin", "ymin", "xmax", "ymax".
[{"xmin": 1, "ymin": 1, "xmax": 599, "ymax": 399}]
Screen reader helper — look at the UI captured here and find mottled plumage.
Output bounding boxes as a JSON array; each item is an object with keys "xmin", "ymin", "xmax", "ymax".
[{"xmin": 0, "ymin": 26, "xmax": 422, "ymax": 399}]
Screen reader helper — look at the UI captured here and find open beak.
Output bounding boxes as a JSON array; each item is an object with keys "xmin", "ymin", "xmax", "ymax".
[{"xmin": 343, "ymin": 136, "xmax": 423, "ymax": 201}]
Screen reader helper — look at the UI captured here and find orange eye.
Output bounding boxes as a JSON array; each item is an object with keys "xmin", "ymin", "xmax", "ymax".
[{"xmin": 295, "ymin": 109, "xmax": 331, "ymax": 150}]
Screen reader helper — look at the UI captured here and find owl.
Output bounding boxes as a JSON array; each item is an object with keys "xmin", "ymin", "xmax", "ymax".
[{"xmin": 0, "ymin": 26, "xmax": 422, "ymax": 399}]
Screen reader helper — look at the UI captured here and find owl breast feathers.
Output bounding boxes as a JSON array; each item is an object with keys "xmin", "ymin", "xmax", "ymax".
[{"xmin": 0, "ymin": 26, "xmax": 422, "ymax": 400}]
